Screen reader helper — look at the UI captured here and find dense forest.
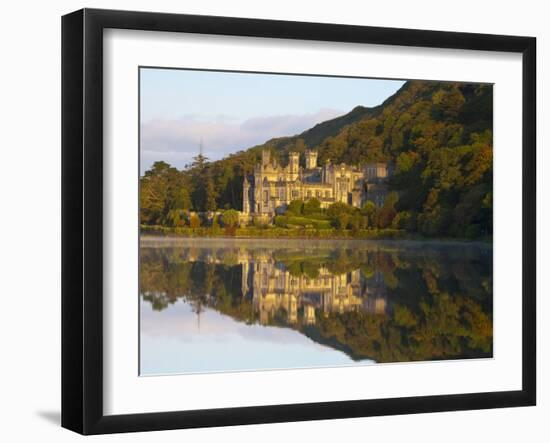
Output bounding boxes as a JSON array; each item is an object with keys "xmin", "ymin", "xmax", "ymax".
[{"xmin": 140, "ymin": 80, "xmax": 493, "ymax": 238}]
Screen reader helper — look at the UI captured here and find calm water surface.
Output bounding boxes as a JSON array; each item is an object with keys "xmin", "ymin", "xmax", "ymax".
[{"xmin": 140, "ymin": 237, "xmax": 492, "ymax": 375}]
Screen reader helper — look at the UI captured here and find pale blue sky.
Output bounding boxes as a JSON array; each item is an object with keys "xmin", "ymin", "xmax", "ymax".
[
  {"xmin": 140, "ymin": 299, "xmax": 373, "ymax": 375},
  {"xmin": 140, "ymin": 68, "xmax": 405, "ymax": 173}
]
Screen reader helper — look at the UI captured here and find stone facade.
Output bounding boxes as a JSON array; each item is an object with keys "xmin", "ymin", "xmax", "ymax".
[
  {"xmin": 243, "ymin": 149, "xmax": 392, "ymax": 215},
  {"xmin": 241, "ymin": 255, "xmax": 388, "ymax": 326},
  {"xmin": 177, "ymin": 244, "xmax": 388, "ymax": 327}
]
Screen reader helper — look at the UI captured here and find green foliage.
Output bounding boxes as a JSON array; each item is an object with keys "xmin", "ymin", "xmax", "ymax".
[
  {"xmin": 286, "ymin": 199, "xmax": 304, "ymax": 215},
  {"xmin": 221, "ymin": 209, "xmax": 240, "ymax": 228},
  {"xmin": 189, "ymin": 213, "xmax": 201, "ymax": 229},
  {"xmin": 140, "ymin": 80, "xmax": 492, "ymax": 239},
  {"xmin": 252, "ymin": 216, "xmax": 268, "ymax": 228},
  {"xmin": 164, "ymin": 209, "xmax": 188, "ymax": 227},
  {"xmin": 393, "ymin": 305, "xmax": 417, "ymax": 328},
  {"xmin": 141, "ymin": 243, "xmax": 493, "ymax": 363},
  {"xmin": 326, "ymin": 202, "xmax": 355, "ymax": 218},
  {"xmin": 140, "ymin": 161, "xmax": 191, "ymax": 225},
  {"xmin": 303, "ymin": 198, "xmax": 321, "ymax": 215},
  {"xmin": 384, "ymin": 191, "xmax": 399, "ymax": 209},
  {"xmin": 392, "ymin": 211, "xmax": 415, "ymax": 230},
  {"xmin": 334, "ymin": 212, "xmax": 351, "ymax": 230},
  {"xmin": 361, "ymin": 201, "xmax": 376, "ymax": 227},
  {"xmin": 274, "ymin": 215, "xmax": 332, "ymax": 230},
  {"xmin": 211, "ymin": 214, "xmax": 221, "ymax": 233}
]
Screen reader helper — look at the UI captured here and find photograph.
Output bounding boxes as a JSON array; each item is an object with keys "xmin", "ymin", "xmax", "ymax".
[{"xmin": 139, "ymin": 68, "xmax": 494, "ymax": 375}]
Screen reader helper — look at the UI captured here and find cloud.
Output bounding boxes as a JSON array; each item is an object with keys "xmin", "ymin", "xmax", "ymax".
[{"xmin": 140, "ymin": 109, "xmax": 342, "ymax": 172}]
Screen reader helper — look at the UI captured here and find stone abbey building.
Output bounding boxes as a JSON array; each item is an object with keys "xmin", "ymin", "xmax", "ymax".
[{"xmin": 242, "ymin": 149, "xmax": 392, "ymax": 215}]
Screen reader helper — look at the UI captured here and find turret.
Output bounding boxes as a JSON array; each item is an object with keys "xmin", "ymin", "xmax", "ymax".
[
  {"xmin": 262, "ymin": 149, "xmax": 271, "ymax": 167},
  {"xmin": 289, "ymin": 151, "xmax": 300, "ymax": 174},
  {"xmin": 243, "ymin": 175, "xmax": 250, "ymax": 214},
  {"xmin": 305, "ymin": 150, "xmax": 318, "ymax": 169}
]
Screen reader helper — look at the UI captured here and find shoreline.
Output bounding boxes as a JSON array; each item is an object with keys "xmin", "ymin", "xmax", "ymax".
[{"xmin": 140, "ymin": 231, "xmax": 492, "ymax": 248}]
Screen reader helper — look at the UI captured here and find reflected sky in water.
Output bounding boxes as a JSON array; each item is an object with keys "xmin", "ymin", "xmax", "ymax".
[
  {"xmin": 141, "ymin": 299, "xmax": 369, "ymax": 375},
  {"xmin": 140, "ymin": 237, "xmax": 492, "ymax": 375}
]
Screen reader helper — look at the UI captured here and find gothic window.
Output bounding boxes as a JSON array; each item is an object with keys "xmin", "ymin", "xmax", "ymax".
[
  {"xmin": 292, "ymin": 190, "xmax": 299, "ymax": 199},
  {"xmin": 316, "ymin": 190, "xmax": 321, "ymax": 198},
  {"xmin": 307, "ymin": 191, "xmax": 312, "ymax": 198}
]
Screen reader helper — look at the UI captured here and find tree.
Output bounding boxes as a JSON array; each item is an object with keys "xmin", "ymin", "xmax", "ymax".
[
  {"xmin": 327, "ymin": 202, "xmax": 356, "ymax": 230},
  {"xmin": 334, "ymin": 213, "xmax": 351, "ymax": 230},
  {"xmin": 140, "ymin": 177, "xmax": 166, "ymax": 224},
  {"xmin": 221, "ymin": 209, "xmax": 240, "ymax": 228},
  {"xmin": 348, "ymin": 215, "xmax": 362, "ymax": 233},
  {"xmin": 384, "ymin": 191, "xmax": 399, "ymax": 209},
  {"xmin": 164, "ymin": 209, "xmax": 187, "ymax": 227},
  {"xmin": 391, "ymin": 211, "xmax": 412, "ymax": 230},
  {"xmin": 139, "ymin": 79, "xmax": 493, "ymax": 240},
  {"xmin": 211, "ymin": 214, "xmax": 221, "ymax": 233},
  {"xmin": 140, "ymin": 161, "xmax": 177, "ymax": 225},
  {"xmin": 361, "ymin": 201, "xmax": 377, "ymax": 228},
  {"xmin": 377, "ymin": 207, "xmax": 397, "ymax": 229},
  {"xmin": 205, "ymin": 168, "xmax": 217, "ymax": 212},
  {"xmin": 287, "ymin": 199, "xmax": 304, "ymax": 215},
  {"xmin": 432, "ymin": 86, "xmax": 465, "ymax": 120},
  {"xmin": 189, "ymin": 213, "xmax": 201, "ymax": 229},
  {"xmin": 188, "ymin": 150, "xmax": 211, "ymax": 211},
  {"xmin": 327, "ymin": 202, "xmax": 354, "ymax": 218},
  {"xmin": 303, "ymin": 198, "xmax": 321, "ymax": 215}
]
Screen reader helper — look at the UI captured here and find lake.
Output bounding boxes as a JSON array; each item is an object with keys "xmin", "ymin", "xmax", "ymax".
[{"xmin": 140, "ymin": 237, "xmax": 493, "ymax": 375}]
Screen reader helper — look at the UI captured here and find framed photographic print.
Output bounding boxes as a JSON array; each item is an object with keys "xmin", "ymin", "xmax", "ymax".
[{"xmin": 61, "ymin": 8, "xmax": 536, "ymax": 435}]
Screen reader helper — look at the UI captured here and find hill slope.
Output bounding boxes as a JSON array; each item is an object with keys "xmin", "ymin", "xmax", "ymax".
[{"xmin": 141, "ymin": 79, "xmax": 493, "ymax": 238}]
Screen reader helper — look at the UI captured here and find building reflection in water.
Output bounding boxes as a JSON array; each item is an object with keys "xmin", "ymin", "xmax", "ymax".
[
  {"xmin": 140, "ymin": 239, "xmax": 493, "ymax": 365},
  {"xmin": 177, "ymin": 244, "xmax": 389, "ymax": 326},
  {"xmin": 242, "ymin": 259, "xmax": 388, "ymax": 326}
]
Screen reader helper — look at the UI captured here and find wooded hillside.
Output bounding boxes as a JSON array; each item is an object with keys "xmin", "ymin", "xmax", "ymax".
[{"xmin": 140, "ymin": 80, "xmax": 493, "ymax": 238}]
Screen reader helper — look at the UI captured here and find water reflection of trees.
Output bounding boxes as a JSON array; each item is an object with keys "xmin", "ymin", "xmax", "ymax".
[{"xmin": 140, "ymin": 241, "xmax": 492, "ymax": 363}]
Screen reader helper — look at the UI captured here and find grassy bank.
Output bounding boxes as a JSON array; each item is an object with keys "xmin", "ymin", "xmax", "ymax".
[
  {"xmin": 142, "ymin": 224, "xmax": 415, "ymax": 240},
  {"xmin": 140, "ymin": 225, "xmax": 492, "ymax": 243}
]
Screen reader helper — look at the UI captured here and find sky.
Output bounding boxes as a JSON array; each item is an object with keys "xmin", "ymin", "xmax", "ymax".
[
  {"xmin": 140, "ymin": 298, "xmax": 373, "ymax": 375},
  {"xmin": 140, "ymin": 68, "xmax": 405, "ymax": 173}
]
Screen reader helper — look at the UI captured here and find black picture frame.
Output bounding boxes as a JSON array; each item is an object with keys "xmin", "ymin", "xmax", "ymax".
[{"xmin": 61, "ymin": 8, "xmax": 536, "ymax": 435}]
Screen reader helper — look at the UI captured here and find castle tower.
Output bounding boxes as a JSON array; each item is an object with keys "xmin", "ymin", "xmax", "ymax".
[
  {"xmin": 241, "ymin": 261, "xmax": 250, "ymax": 297},
  {"xmin": 305, "ymin": 150, "xmax": 318, "ymax": 169},
  {"xmin": 289, "ymin": 151, "xmax": 299, "ymax": 174},
  {"xmin": 262, "ymin": 149, "xmax": 271, "ymax": 167},
  {"xmin": 243, "ymin": 175, "xmax": 250, "ymax": 214}
]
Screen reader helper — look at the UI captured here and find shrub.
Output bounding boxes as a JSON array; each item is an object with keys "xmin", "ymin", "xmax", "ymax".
[
  {"xmin": 303, "ymin": 198, "xmax": 321, "ymax": 215},
  {"xmin": 221, "ymin": 209, "xmax": 240, "ymax": 228},
  {"xmin": 392, "ymin": 211, "xmax": 411, "ymax": 230},
  {"xmin": 348, "ymin": 215, "xmax": 362, "ymax": 233},
  {"xmin": 211, "ymin": 214, "xmax": 221, "ymax": 233},
  {"xmin": 189, "ymin": 213, "xmax": 201, "ymax": 229},
  {"xmin": 334, "ymin": 213, "xmax": 351, "ymax": 230},
  {"xmin": 164, "ymin": 209, "xmax": 188, "ymax": 227},
  {"xmin": 253, "ymin": 216, "xmax": 267, "ymax": 228},
  {"xmin": 274, "ymin": 215, "xmax": 288, "ymax": 228},
  {"xmin": 287, "ymin": 199, "xmax": 304, "ymax": 215}
]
